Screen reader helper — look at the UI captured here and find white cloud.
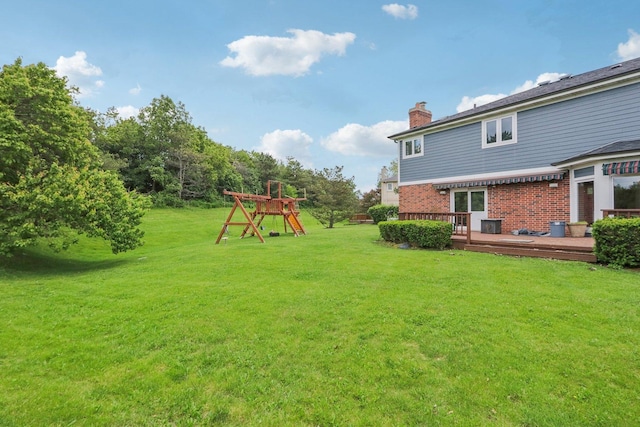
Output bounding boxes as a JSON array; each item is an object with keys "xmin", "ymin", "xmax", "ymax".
[
  {"xmin": 456, "ymin": 72, "xmax": 564, "ymax": 112},
  {"xmin": 116, "ymin": 105, "xmax": 139, "ymax": 119},
  {"xmin": 511, "ymin": 72, "xmax": 564, "ymax": 94},
  {"xmin": 617, "ymin": 29, "xmax": 640, "ymax": 61},
  {"xmin": 256, "ymin": 129, "xmax": 314, "ymax": 167},
  {"xmin": 382, "ymin": 3, "xmax": 418, "ymax": 20},
  {"xmin": 220, "ymin": 29, "xmax": 356, "ymax": 77},
  {"xmin": 52, "ymin": 51, "xmax": 104, "ymax": 98},
  {"xmin": 456, "ymin": 94, "xmax": 507, "ymax": 113},
  {"xmin": 321, "ymin": 120, "xmax": 407, "ymax": 157},
  {"xmin": 129, "ymin": 83, "xmax": 142, "ymax": 95}
]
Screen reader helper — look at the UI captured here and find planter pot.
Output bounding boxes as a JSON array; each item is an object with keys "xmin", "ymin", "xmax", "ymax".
[{"xmin": 567, "ymin": 224, "xmax": 587, "ymax": 237}]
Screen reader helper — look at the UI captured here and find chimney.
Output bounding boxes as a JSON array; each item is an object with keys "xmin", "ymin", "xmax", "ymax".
[{"xmin": 409, "ymin": 101, "xmax": 432, "ymax": 128}]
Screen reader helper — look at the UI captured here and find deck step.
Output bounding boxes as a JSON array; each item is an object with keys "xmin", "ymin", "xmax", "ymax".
[{"xmin": 462, "ymin": 243, "xmax": 597, "ymax": 263}]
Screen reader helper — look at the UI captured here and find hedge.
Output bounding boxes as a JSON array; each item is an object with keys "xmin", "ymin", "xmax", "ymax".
[
  {"xmin": 592, "ymin": 217, "xmax": 640, "ymax": 268},
  {"xmin": 367, "ymin": 204, "xmax": 399, "ymax": 224},
  {"xmin": 378, "ymin": 220, "xmax": 452, "ymax": 250}
]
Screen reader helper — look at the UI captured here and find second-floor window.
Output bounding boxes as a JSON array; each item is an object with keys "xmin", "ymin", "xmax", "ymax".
[
  {"xmin": 404, "ymin": 138, "xmax": 423, "ymax": 158},
  {"xmin": 482, "ymin": 114, "xmax": 516, "ymax": 148}
]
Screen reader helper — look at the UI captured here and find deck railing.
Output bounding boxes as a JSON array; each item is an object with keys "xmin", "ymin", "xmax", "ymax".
[
  {"xmin": 601, "ymin": 209, "xmax": 640, "ymax": 218},
  {"xmin": 398, "ymin": 212, "xmax": 472, "ymax": 244}
]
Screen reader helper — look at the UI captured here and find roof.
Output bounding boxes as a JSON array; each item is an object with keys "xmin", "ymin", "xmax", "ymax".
[
  {"xmin": 553, "ymin": 139, "xmax": 640, "ymax": 166},
  {"xmin": 381, "ymin": 174, "xmax": 398, "ymax": 183},
  {"xmin": 389, "ymin": 56, "xmax": 640, "ymax": 140}
]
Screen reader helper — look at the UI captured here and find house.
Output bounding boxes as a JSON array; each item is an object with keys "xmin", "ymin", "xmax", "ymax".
[
  {"xmin": 381, "ymin": 174, "xmax": 399, "ymax": 206},
  {"xmin": 388, "ymin": 57, "xmax": 640, "ymax": 233},
  {"xmin": 380, "ymin": 166, "xmax": 399, "ymax": 206}
]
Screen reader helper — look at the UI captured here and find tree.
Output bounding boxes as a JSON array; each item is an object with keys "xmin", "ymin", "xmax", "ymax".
[
  {"xmin": 0, "ymin": 59, "xmax": 148, "ymax": 255},
  {"xmin": 307, "ymin": 166, "xmax": 359, "ymax": 228},
  {"xmin": 94, "ymin": 96, "xmax": 240, "ymax": 205},
  {"xmin": 377, "ymin": 159, "xmax": 398, "ymax": 188},
  {"xmin": 359, "ymin": 188, "xmax": 380, "ymax": 212},
  {"xmin": 282, "ymin": 157, "xmax": 314, "ymax": 204},
  {"xmin": 230, "ymin": 150, "xmax": 260, "ymax": 194},
  {"xmin": 250, "ymin": 151, "xmax": 283, "ymax": 194}
]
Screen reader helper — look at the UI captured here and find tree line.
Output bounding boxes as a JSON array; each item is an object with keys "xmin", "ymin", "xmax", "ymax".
[
  {"xmin": 0, "ymin": 59, "xmax": 382, "ymax": 254},
  {"xmin": 90, "ymin": 92, "xmax": 371, "ymax": 227}
]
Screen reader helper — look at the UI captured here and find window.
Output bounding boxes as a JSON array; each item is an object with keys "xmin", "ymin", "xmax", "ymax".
[
  {"xmin": 386, "ymin": 183, "xmax": 393, "ymax": 191},
  {"xmin": 614, "ymin": 176, "xmax": 640, "ymax": 209},
  {"xmin": 482, "ymin": 114, "xmax": 516, "ymax": 148},
  {"xmin": 403, "ymin": 138, "xmax": 423, "ymax": 158},
  {"xmin": 574, "ymin": 166, "xmax": 594, "ymax": 178}
]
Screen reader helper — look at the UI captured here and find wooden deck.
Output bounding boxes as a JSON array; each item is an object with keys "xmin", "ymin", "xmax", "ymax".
[{"xmin": 452, "ymin": 231, "xmax": 597, "ymax": 262}]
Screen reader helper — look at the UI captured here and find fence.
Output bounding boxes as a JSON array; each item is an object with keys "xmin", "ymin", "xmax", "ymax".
[{"xmin": 601, "ymin": 209, "xmax": 640, "ymax": 218}]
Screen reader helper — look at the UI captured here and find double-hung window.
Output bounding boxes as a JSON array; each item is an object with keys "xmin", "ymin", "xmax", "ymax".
[
  {"xmin": 403, "ymin": 138, "xmax": 423, "ymax": 158},
  {"xmin": 482, "ymin": 113, "xmax": 517, "ymax": 148}
]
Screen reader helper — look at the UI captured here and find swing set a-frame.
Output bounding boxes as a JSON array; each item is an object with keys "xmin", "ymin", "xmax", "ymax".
[{"xmin": 215, "ymin": 180, "xmax": 307, "ymax": 244}]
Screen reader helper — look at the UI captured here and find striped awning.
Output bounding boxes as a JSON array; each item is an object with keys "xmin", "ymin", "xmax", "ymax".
[
  {"xmin": 602, "ymin": 160, "xmax": 640, "ymax": 175},
  {"xmin": 433, "ymin": 173, "xmax": 564, "ymax": 189}
]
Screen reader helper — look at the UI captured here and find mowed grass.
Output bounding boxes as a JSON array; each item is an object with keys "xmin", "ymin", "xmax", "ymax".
[{"xmin": 1, "ymin": 208, "xmax": 639, "ymax": 426}]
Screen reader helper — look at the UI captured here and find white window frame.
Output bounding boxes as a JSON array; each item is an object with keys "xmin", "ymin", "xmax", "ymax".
[
  {"xmin": 403, "ymin": 138, "xmax": 424, "ymax": 158},
  {"xmin": 386, "ymin": 183, "xmax": 393, "ymax": 191},
  {"xmin": 482, "ymin": 113, "xmax": 517, "ymax": 149}
]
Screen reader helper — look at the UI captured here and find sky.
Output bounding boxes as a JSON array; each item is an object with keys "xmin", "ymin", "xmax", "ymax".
[{"xmin": 2, "ymin": 1, "xmax": 640, "ymax": 192}]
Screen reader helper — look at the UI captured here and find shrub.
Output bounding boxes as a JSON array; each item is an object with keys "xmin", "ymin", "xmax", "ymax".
[
  {"xmin": 592, "ymin": 217, "xmax": 640, "ymax": 268},
  {"xmin": 151, "ymin": 192, "xmax": 185, "ymax": 208},
  {"xmin": 368, "ymin": 204, "xmax": 399, "ymax": 224},
  {"xmin": 378, "ymin": 220, "xmax": 452, "ymax": 250}
]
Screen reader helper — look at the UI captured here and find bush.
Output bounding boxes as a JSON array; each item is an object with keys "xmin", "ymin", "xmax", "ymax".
[
  {"xmin": 592, "ymin": 217, "xmax": 640, "ymax": 268},
  {"xmin": 151, "ymin": 192, "xmax": 185, "ymax": 208},
  {"xmin": 378, "ymin": 220, "xmax": 452, "ymax": 250},
  {"xmin": 368, "ymin": 204, "xmax": 399, "ymax": 224}
]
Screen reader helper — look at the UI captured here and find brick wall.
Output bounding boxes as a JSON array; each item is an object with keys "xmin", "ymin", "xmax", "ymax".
[
  {"xmin": 489, "ymin": 179, "xmax": 570, "ymax": 232},
  {"xmin": 400, "ymin": 179, "xmax": 570, "ymax": 233},
  {"xmin": 409, "ymin": 102, "xmax": 432, "ymax": 128},
  {"xmin": 399, "ymin": 184, "xmax": 449, "ymax": 212}
]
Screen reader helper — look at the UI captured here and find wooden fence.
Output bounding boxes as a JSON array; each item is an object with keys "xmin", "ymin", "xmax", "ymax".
[{"xmin": 601, "ymin": 209, "xmax": 640, "ymax": 218}]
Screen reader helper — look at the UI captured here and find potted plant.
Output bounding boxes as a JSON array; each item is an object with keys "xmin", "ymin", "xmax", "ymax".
[{"xmin": 567, "ymin": 221, "xmax": 588, "ymax": 237}]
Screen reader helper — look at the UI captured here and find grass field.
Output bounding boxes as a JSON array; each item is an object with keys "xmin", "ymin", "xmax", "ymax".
[{"xmin": 1, "ymin": 208, "xmax": 639, "ymax": 426}]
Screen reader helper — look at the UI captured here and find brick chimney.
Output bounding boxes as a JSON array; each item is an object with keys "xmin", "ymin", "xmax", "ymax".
[{"xmin": 409, "ymin": 101, "xmax": 432, "ymax": 128}]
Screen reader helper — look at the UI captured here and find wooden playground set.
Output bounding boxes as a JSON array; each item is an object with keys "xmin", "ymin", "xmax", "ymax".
[{"xmin": 215, "ymin": 181, "xmax": 306, "ymax": 244}]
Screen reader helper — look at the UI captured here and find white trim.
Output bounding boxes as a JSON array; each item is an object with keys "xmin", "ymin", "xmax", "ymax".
[
  {"xmin": 402, "ymin": 137, "xmax": 424, "ymax": 159},
  {"xmin": 451, "ymin": 187, "xmax": 488, "ymax": 231},
  {"xmin": 481, "ymin": 113, "xmax": 517, "ymax": 149},
  {"xmin": 390, "ymin": 72, "xmax": 640, "ymax": 141},
  {"xmin": 554, "ymin": 150, "xmax": 640, "ymax": 169},
  {"xmin": 428, "ymin": 166, "xmax": 562, "ymax": 185},
  {"xmin": 564, "ymin": 156, "xmax": 640, "ymax": 223},
  {"xmin": 398, "ymin": 166, "xmax": 564, "ymax": 187}
]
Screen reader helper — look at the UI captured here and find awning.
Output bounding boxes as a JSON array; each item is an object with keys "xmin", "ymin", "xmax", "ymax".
[
  {"xmin": 433, "ymin": 173, "xmax": 565, "ymax": 189},
  {"xmin": 602, "ymin": 160, "xmax": 640, "ymax": 175}
]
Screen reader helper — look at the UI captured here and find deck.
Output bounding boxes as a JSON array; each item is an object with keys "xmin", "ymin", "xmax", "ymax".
[{"xmin": 451, "ymin": 231, "xmax": 596, "ymax": 262}]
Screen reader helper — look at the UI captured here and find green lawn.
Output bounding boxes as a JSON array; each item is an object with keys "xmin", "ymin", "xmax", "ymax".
[{"xmin": 1, "ymin": 208, "xmax": 639, "ymax": 426}]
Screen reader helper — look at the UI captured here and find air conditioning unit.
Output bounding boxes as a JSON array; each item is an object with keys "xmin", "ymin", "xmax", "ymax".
[{"xmin": 481, "ymin": 219, "xmax": 502, "ymax": 234}]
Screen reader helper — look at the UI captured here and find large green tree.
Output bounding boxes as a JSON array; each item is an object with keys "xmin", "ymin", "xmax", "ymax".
[
  {"xmin": 359, "ymin": 188, "xmax": 381, "ymax": 213},
  {"xmin": 308, "ymin": 166, "xmax": 359, "ymax": 228},
  {"xmin": 95, "ymin": 96, "xmax": 240, "ymax": 204},
  {"xmin": 282, "ymin": 157, "xmax": 314, "ymax": 203},
  {"xmin": 0, "ymin": 59, "xmax": 148, "ymax": 255}
]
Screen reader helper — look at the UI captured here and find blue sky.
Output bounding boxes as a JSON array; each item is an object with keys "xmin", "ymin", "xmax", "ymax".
[{"xmin": 2, "ymin": 1, "xmax": 640, "ymax": 192}]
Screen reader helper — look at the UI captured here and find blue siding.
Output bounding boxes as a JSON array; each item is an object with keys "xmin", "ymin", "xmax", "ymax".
[{"xmin": 400, "ymin": 82, "xmax": 640, "ymax": 183}]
